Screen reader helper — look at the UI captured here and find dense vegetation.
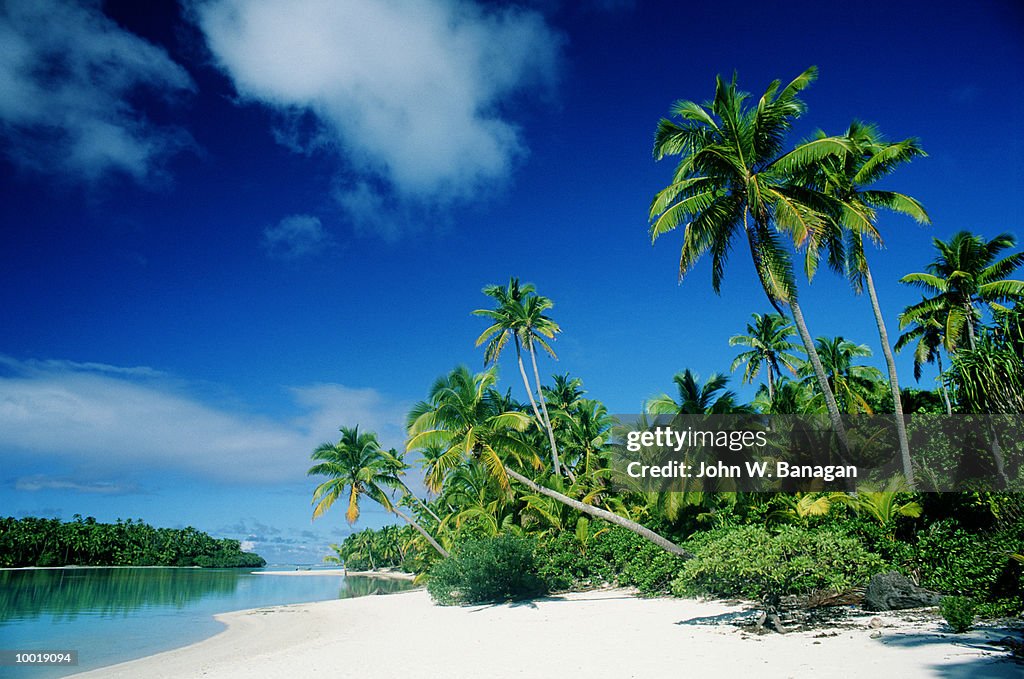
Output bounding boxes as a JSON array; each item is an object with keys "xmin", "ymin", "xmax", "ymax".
[
  {"xmin": 0, "ymin": 515, "xmax": 266, "ymax": 568},
  {"xmin": 307, "ymin": 67, "xmax": 1024, "ymax": 615}
]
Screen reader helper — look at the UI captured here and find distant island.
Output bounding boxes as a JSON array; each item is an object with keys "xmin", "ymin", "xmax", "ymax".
[{"xmin": 0, "ymin": 515, "xmax": 265, "ymax": 568}]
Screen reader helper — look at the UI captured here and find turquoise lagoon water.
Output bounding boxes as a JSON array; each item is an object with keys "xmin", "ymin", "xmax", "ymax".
[{"xmin": 0, "ymin": 567, "xmax": 415, "ymax": 678}]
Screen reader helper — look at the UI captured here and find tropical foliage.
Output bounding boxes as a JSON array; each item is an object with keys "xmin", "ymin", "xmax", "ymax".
[
  {"xmin": 300, "ymin": 68, "xmax": 1024, "ymax": 625},
  {"xmin": 0, "ymin": 515, "xmax": 265, "ymax": 568}
]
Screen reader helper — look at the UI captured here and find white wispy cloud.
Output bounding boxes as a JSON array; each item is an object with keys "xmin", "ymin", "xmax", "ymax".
[
  {"xmin": 0, "ymin": 0, "xmax": 195, "ymax": 183},
  {"xmin": 193, "ymin": 0, "xmax": 562, "ymax": 236},
  {"xmin": 14, "ymin": 476, "xmax": 141, "ymax": 495},
  {"xmin": 262, "ymin": 214, "xmax": 331, "ymax": 259},
  {"xmin": 0, "ymin": 355, "xmax": 410, "ymax": 486}
]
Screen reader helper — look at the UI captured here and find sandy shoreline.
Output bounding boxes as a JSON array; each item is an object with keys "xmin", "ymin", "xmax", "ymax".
[
  {"xmin": 68, "ymin": 588, "xmax": 1020, "ymax": 678},
  {"xmin": 255, "ymin": 568, "xmax": 416, "ymax": 580}
]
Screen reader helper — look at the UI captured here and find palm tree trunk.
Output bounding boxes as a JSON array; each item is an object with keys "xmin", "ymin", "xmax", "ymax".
[
  {"xmin": 527, "ymin": 342, "xmax": 569, "ymax": 480},
  {"xmin": 864, "ymin": 265, "xmax": 915, "ymax": 488},
  {"xmin": 987, "ymin": 425, "xmax": 1010, "ymax": 487},
  {"xmin": 767, "ymin": 361, "xmax": 775, "ymax": 401},
  {"xmin": 504, "ymin": 467, "xmax": 692, "ymax": 558},
  {"xmin": 515, "ymin": 341, "xmax": 546, "ymax": 429},
  {"xmin": 789, "ymin": 300, "xmax": 852, "ymax": 459},
  {"xmin": 391, "ymin": 506, "xmax": 449, "ymax": 558},
  {"xmin": 966, "ymin": 303, "xmax": 977, "ymax": 350},
  {"xmin": 937, "ymin": 353, "xmax": 952, "ymax": 415},
  {"xmin": 400, "ymin": 484, "xmax": 442, "ymax": 524}
]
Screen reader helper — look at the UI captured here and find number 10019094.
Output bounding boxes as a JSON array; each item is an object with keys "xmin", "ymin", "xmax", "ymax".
[{"xmin": 0, "ymin": 650, "xmax": 78, "ymax": 666}]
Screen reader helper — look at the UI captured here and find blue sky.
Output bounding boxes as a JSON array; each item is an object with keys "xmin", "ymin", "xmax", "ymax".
[{"xmin": 1, "ymin": 0, "xmax": 1022, "ymax": 563}]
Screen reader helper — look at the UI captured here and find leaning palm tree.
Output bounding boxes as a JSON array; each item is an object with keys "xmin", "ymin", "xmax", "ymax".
[
  {"xmin": 649, "ymin": 66, "xmax": 853, "ymax": 454},
  {"xmin": 900, "ymin": 231, "xmax": 1024, "ymax": 351},
  {"xmin": 729, "ymin": 312, "xmax": 803, "ymax": 400},
  {"xmin": 805, "ymin": 121, "xmax": 929, "ymax": 485},
  {"xmin": 308, "ymin": 426, "xmax": 448, "ymax": 558},
  {"xmin": 407, "ymin": 366, "xmax": 692, "ymax": 557},
  {"xmin": 474, "ymin": 278, "xmax": 566, "ymax": 478}
]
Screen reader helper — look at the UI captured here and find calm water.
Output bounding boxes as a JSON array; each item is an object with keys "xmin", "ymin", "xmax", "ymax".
[{"xmin": 0, "ymin": 568, "xmax": 415, "ymax": 678}]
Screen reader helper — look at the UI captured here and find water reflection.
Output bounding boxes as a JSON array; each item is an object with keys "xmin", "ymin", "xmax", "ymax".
[{"xmin": 0, "ymin": 567, "xmax": 415, "ymax": 624}]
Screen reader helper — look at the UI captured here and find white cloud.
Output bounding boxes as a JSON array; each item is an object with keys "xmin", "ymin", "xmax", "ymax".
[
  {"xmin": 0, "ymin": 355, "xmax": 410, "ymax": 485},
  {"xmin": 15, "ymin": 476, "xmax": 141, "ymax": 495},
  {"xmin": 262, "ymin": 214, "xmax": 331, "ymax": 259},
  {"xmin": 0, "ymin": 0, "xmax": 195, "ymax": 183},
  {"xmin": 194, "ymin": 0, "xmax": 561, "ymax": 235}
]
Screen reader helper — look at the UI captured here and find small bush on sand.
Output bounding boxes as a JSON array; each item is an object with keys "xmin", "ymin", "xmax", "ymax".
[
  {"xmin": 427, "ymin": 535, "xmax": 546, "ymax": 606},
  {"xmin": 940, "ymin": 596, "xmax": 977, "ymax": 633}
]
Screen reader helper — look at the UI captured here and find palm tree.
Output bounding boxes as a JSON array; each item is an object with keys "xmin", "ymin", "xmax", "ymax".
[
  {"xmin": 752, "ymin": 376, "xmax": 821, "ymax": 415},
  {"xmin": 895, "ymin": 305, "xmax": 953, "ymax": 414},
  {"xmin": 649, "ymin": 66, "xmax": 853, "ymax": 455},
  {"xmin": 646, "ymin": 369, "xmax": 751, "ymax": 415},
  {"xmin": 900, "ymin": 231, "xmax": 1024, "ymax": 351},
  {"xmin": 308, "ymin": 426, "xmax": 448, "ymax": 558},
  {"xmin": 407, "ymin": 366, "xmax": 692, "ymax": 557},
  {"xmin": 805, "ymin": 337, "xmax": 884, "ymax": 414},
  {"xmin": 806, "ymin": 120, "xmax": 929, "ymax": 485},
  {"xmin": 729, "ymin": 312, "xmax": 803, "ymax": 400},
  {"xmin": 474, "ymin": 278, "xmax": 566, "ymax": 478}
]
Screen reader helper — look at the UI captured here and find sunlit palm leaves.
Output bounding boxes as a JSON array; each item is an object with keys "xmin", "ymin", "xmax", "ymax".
[
  {"xmin": 406, "ymin": 366, "xmax": 537, "ymax": 493},
  {"xmin": 308, "ymin": 426, "xmax": 404, "ymax": 523},
  {"xmin": 900, "ymin": 232, "xmax": 1024, "ymax": 351}
]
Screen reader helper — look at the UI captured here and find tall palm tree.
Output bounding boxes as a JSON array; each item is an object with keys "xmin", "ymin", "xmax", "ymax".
[
  {"xmin": 729, "ymin": 312, "xmax": 803, "ymax": 400},
  {"xmin": 900, "ymin": 231, "xmax": 1024, "ymax": 351},
  {"xmin": 649, "ymin": 66, "xmax": 853, "ymax": 454},
  {"xmin": 407, "ymin": 366, "xmax": 692, "ymax": 557},
  {"xmin": 805, "ymin": 120, "xmax": 929, "ymax": 485},
  {"xmin": 894, "ymin": 305, "xmax": 952, "ymax": 414},
  {"xmin": 474, "ymin": 278, "xmax": 566, "ymax": 478},
  {"xmin": 308, "ymin": 426, "xmax": 448, "ymax": 558},
  {"xmin": 646, "ymin": 369, "xmax": 751, "ymax": 415}
]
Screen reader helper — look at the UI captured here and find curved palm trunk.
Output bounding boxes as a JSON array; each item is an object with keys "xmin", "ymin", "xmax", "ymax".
[
  {"xmin": 403, "ymin": 488, "xmax": 442, "ymax": 524},
  {"xmin": 789, "ymin": 300, "xmax": 852, "ymax": 460},
  {"xmin": 766, "ymin": 360, "xmax": 776, "ymax": 401},
  {"xmin": 391, "ymin": 506, "xmax": 449, "ymax": 559},
  {"xmin": 527, "ymin": 342, "xmax": 569, "ymax": 481},
  {"xmin": 864, "ymin": 265, "xmax": 915, "ymax": 489},
  {"xmin": 504, "ymin": 467, "xmax": 692, "ymax": 558}
]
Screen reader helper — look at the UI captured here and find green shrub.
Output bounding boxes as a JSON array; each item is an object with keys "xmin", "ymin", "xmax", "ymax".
[
  {"xmin": 671, "ymin": 525, "xmax": 884, "ymax": 601},
  {"xmin": 534, "ymin": 531, "xmax": 611, "ymax": 591},
  {"xmin": 427, "ymin": 535, "xmax": 546, "ymax": 606},
  {"xmin": 534, "ymin": 527, "xmax": 689, "ymax": 595},
  {"xmin": 913, "ymin": 520, "xmax": 1021, "ymax": 594},
  {"xmin": 940, "ymin": 596, "xmax": 977, "ymax": 633}
]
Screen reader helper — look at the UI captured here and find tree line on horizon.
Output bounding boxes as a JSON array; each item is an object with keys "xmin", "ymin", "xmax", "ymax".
[
  {"xmin": 0, "ymin": 515, "xmax": 266, "ymax": 568},
  {"xmin": 309, "ymin": 67, "xmax": 1024, "ymax": 620}
]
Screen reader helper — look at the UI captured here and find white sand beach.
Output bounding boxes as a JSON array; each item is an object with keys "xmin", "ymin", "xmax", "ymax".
[
  {"xmin": 70, "ymin": 588, "xmax": 1019, "ymax": 679},
  {"xmin": 254, "ymin": 568, "xmax": 415, "ymax": 580}
]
